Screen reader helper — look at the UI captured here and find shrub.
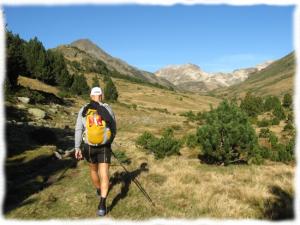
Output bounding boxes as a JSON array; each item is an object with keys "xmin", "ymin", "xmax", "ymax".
[
  {"xmin": 136, "ymin": 129, "xmax": 182, "ymax": 159},
  {"xmin": 282, "ymin": 93, "xmax": 292, "ymax": 108},
  {"xmin": 268, "ymin": 133, "xmax": 278, "ymax": 148},
  {"xmin": 17, "ymin": 87, "xmax": 45, "ymax": 104},
  {"xmin": 257, "ymin": 119, "xmax": 271, "ymax": 127},
  {"xmin": 283, "ymin": 122, "xmax": 294, "ymax": 131},
  {"xmin": 287, "ymin": 113, "xmax": 294, "ymax": 122},
  {"xmin": 196, "ymin": 100, "xmax": 262, "ymax": 165},
  {"xmin": 264, "ymin": 96, "xmax": 281, "ymax": 112},
  {"xmin": 272, "ymin": 104, "xmax": 286, "ymax": 120},
  {"xmin": 271, "ymin": 117, "xmax": 280, "ymax": 125},
  {"xmin": 180, "ymin": 110, "xmax": 202, "ymax": 122},
  {"xmin": 184, "ymin": 134, "xmax": 198, "ymax": 148},
  {"xmin": 113, "ymin": 150, "xmax": 130, "ymax": 164},
  {"xmin": 259, "ymin": 128, "xmax": 271, "ymax": 138},
  {"xmin": 240, "ymin": 92, "xmax": 264, "ymax": 117}
]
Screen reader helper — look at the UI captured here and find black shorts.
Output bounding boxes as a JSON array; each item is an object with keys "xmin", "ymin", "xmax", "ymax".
[{"xmin": 82, "ymin": 143, "xmax": 112, "ymax": 164}]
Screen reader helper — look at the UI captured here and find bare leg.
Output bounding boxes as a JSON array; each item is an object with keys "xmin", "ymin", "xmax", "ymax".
[
  {"xmin": 99, "ymin": 163, "xmax": 110, "ymax": 198},
  {"xmin": 89, "ymin": 163, "xmax": 101, "ymax": 189}
]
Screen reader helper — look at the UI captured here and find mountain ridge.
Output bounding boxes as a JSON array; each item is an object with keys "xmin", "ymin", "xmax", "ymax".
[
  {"xmin": 155, "ymin": 60, "xmax": 273, "ymax": 92},
  {"xmin": 55, "ymin": 38, "xmax": 174, "ymax": 88}
]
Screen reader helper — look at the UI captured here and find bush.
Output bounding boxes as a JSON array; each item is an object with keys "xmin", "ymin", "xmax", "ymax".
[
  {"xmin": 184, "ymin": 134, "xmax": 198, "ymax": 148},
  {"xmin": 136, "ymin": 129, "xmax": 182, "ymax": 159},
  {"xmin": 240, "ymin": 92, "xmax": 264, "ymax": 117},
  {"xmin": 273, "ymin": 104, "xmax": 286, "ymax": 120},
  {"xmin": 179, "ymin": 110, "xmax": 202, "ymax": 122},
  {"xmin": 271, "ymin": 117, "xmax": 280, "ymax": 125},
  {"xmin": 268, "ymin": 133, "xmax": 278, "ymax": 148},
  {"xmin": 259, "ymin": 128, "xmax": 271, "ymax": 138},
  {"xmin": 283, "ymin": 122, "xmax": 294, "ymax": 132},
  {"xmin": 17, "ymin": 87, "xmax": 45, "ymax": 104},
  {"xmin": 257, "ymin": 119, "xmax": 271, "ymax": 127},
  {"xmin": 287, "ymin": 113, "xmax": 294, "ymax": 122},
  {"xmin": 113, "ymin": 150, "xmax": 131, "ymax": 164},
  {"xmin": 282, "ymin": 93, "xmax": 292, "ymax": 108},
  {"xmin": 57, "ymin": 90, "xmax": 72, "ymax": 98},
  {"xmin": 264, "ymin": 96, "xmax": 281, "ymax": 112},
  {"xmin": 196, "ymin": 100, "xmax": 261, "ymax": 165}
]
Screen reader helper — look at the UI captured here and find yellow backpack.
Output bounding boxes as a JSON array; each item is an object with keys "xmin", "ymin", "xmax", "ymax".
[{"xmin": 84, "ymin": 108, "xmax": 112, "ymax": 145}]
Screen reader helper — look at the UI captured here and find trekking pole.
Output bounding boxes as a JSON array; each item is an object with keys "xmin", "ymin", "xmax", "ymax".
[{"xmin": 111, "ymin": 150, "xmax": 155, "ymax": 207}]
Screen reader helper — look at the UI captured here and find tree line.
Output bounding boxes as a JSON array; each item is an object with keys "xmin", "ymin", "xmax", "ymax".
[{"xmin": 5, "ymin": 29, "xmax": 118, "ymax": 102}]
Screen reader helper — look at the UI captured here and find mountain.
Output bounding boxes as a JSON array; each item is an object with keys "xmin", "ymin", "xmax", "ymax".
[
  {"xmin": 213, "ymin": 52, "xmax": 295, "ymax": 98},
  {"xmin": 155, "ymin": 61, "xmax": 273, "ymax": 92},
  {"xmin": 66, "ymin": 39, "xmax": 174, "ymax": 88}
]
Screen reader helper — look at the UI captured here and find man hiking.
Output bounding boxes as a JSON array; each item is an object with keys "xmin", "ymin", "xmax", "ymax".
[{"xmin": 74, "ymin": 86, "xmax": 116, "ymax": 217}]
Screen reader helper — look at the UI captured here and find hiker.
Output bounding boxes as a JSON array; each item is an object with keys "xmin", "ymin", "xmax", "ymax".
[{"xmin": 74, "ymin": 86, "xmax": 116, "ymax": 217}]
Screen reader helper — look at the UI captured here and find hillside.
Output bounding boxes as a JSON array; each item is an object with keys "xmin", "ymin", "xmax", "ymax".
[
  {"xmin": 56, "ymin": 39, "xmax": 175, "ymax": 88},
  {"xmin": 5, "ymin": 74, "xmax": 295, "ymax": 220},
  {"xmin": 213, "ymin": 52, "xmax": 295, "ymax": 98},
  {"xmin": 155, "ymin": 61, "xmax": 273, "ymax": 93}
]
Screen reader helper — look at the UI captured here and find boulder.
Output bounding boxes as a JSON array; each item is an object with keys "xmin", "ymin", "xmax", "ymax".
[
  {"xmin": 28, "ymin": 108, "xmax": 46, "ymax": 120},
  {"xmin": 17, "ymin": 97, "xmax": 30, "ymax": 104},
  {"xmin": 49, "ymin": 108, "xmax": 58, "ymax": 114}
]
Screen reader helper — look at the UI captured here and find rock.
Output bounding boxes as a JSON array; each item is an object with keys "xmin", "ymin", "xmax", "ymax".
[
  {"xmin": 28, "ymin": 121, "xmax": 36, "ymax": 126},
  {"xmin": 16, "ymin": 104, "xmax": 27, "ymax": 109},
  {"xmin": 28, "ymin": 108, "xmax": 46, "ymax": 120},
  {"xmin": 17, "ymin": 97, "xmax": 30, "ymax": 104},
  {"xmin": 49, "ymin": 108, "xmax": 58, "ymax": 114}
]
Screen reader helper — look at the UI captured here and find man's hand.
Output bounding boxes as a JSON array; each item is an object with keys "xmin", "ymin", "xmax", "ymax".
[{"xmin": 75, "ymin": 148, "xmax": 83, "ymax": 160}]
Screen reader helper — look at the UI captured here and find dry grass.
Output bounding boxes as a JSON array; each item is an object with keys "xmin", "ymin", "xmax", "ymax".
[
  {"xmin": 5, "ymin": 75, "xmax": 295, "ymax": 220},
  {"xmin": 17, "ymin": 76, "xmax": 60, "ymax": 95}
]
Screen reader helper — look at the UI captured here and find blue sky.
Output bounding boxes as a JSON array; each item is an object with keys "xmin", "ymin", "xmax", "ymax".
[{"xmin": 3, "ymin": 4, "xmax": 295, "ymax": 73}]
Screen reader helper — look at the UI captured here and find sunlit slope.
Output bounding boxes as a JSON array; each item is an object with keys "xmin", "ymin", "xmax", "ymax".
[{"xmin": 213, "ymin": 52, "xmax": 295, "ymax": 98}]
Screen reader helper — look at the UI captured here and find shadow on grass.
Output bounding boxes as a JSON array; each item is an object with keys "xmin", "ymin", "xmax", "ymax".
[
  {"xmin": 108, "ymin": 162, "xmax": 149, "ymax": 213},
  {"xmin": 5, "ymin": 122, "xmax": 74, "ymax": 157},
  {"xmin": 263, "ymin": 185, "xmax": 294, "ymax": 220},
  {"xmin": 197, "ymin": 153, "xmax": 247, "ymax": 166},
  {"xmin": 4, "ymin": 107, "xmax": 78, "ymax": 213},
  {"xmin": 4, "ymin": 154, "xmax": 77, "ymax": 214}
]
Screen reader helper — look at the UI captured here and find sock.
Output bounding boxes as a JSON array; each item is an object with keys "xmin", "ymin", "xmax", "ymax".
[
  {"xmin": 96, "ymin": 188, "xmax": 101, "ymax": 196},
  {"xmin": 98, "ymin": 197, "xmax": 106, "ymax": 210}
]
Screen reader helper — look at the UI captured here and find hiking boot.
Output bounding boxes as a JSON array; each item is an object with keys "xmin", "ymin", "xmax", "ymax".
[
  {"xmin": 97, "ymin": 197, "xmax": 107, "ymax": 216},
  {"xmin": 97, "ymin": 207, "xmax": 107, "ymax": 216}
]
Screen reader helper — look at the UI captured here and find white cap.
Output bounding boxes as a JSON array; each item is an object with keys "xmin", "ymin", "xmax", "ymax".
[{"xmin": 90, "ymin": 87, "xmax": 102, "ymax": 96}]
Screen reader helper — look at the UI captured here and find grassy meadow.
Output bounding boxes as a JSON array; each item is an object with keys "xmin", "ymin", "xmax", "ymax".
[{"xmin": 4, "ymin": 76, "xmax": 295, "ymax": 220}]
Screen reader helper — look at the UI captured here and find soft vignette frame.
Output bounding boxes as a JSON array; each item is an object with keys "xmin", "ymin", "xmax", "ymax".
[{"xmin": 0, "ymin": 0, "xmax": 298, "ymax": 224}]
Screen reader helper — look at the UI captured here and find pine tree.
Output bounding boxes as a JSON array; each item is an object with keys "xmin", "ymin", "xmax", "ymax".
[
  {"xmin": 70, "ymin": 74, "xmax": 90, "ymax": 96},
  {"xmin": 197, "ymin": 100, "xmax": 262, "ymax": 165},
  {"xmin": 264, "ymin": 96, "xmax": 281, "ymax": 111},
  {"xmin": 5, "ymin": 30, "xmax": 27, "ymax": 90},
  {"xmin": 240, "ymin": 92, "xmax": 263, "ymax": 117},
  {"xmin": 48, "ymin": 51, "xmax": 73, "ymax": 88},
  {"xmin": 23, "ymin": 37, "xmax": 50, "ymax": 81},
  {"xmin": 104, "ymin": 76, "xmax": 118, "ymax": 102}
]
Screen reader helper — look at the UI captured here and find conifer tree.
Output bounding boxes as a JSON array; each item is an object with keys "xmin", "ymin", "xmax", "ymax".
[
  {"xmin": 104, "ymin": 76, "xmax": 118, "ymax": 102},
  {"xmin": 197, "ymin": 100, "xmax": 262, "ymax": 165},
  {"xmin": 5, "ymin": 30, "xmax": 27, "ymax": 90},
  {"xmin": 70, "ymin": 74, "xmax": 90, "ymax": 96}
]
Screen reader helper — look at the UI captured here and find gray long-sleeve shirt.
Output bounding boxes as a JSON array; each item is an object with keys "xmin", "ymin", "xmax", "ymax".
[{"xmin": 74, "ymin": 102, "xmax": 116, "ymax": 149}]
